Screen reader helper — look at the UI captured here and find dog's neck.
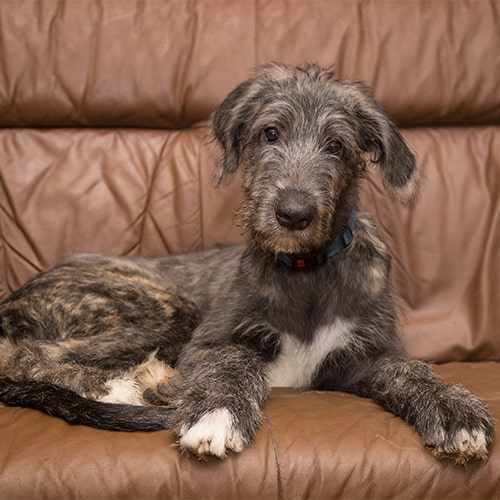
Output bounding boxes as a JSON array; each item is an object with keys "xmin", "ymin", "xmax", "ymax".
[{"xmin": 273, "ymin": 209, "xmax": 356, "ymax": 270}]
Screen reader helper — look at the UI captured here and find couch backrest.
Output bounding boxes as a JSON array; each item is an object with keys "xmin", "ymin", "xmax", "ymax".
[
  {"xmin": 1, "ymin": 1, "xmax": 499, "ymax": 128},
  {"xmin": 1, "ymin": 0, "xmax": 499, "ymax": 362}
]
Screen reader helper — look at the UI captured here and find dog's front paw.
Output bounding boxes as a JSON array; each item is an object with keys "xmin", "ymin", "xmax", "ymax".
[
  {"xmin": 421, "ymin": 387, "xmax": 495, "ymax": 465},
  {"xmin": 175, "ymin": 408, "xmax": 247, "ymax": 459}
]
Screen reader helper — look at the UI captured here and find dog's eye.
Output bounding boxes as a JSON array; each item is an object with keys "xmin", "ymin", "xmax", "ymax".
[
  {"xmin": 264, "ymin": 127, "xmax": 279, "ymax": 142},
  {"xmin": 326, "ymin": 140, "xmax": 343, "ymax": 156}
]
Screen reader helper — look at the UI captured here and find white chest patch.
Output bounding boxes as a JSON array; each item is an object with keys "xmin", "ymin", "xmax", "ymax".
[{"xmin": 265, "ymin": 318, "xmax": 353, "ymax": 388}]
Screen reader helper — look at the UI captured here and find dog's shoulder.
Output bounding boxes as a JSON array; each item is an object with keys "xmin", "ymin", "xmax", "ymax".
[
  {"xmin": 335, "ymin": 211, "xmax": 392, "ymax": 298},
  {"xmin": 351, "ymin": 212, "xmax": 390, "ymax": 258}
]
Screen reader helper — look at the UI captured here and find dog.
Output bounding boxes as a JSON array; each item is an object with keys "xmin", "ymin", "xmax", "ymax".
[{"xmin": 0, "ymin": 64, "xmax": 494, "ymax": 464}]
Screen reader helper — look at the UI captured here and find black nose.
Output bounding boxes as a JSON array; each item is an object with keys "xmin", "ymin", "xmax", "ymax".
[{"xmin": 275, "ymin": 192, "xmax": 316, "ymax": 231}]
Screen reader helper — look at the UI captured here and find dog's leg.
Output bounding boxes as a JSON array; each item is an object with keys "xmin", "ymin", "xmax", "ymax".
[
  {"xmin": 348, "ymin": 356, "xmax": 495, "ymax": 464},
  {"xmin": 57, "ymin": 327, "xmax": 188, "ymax": 405},
  {"xmin": 0, "ymin": 336, "xmax": 181, "ymax": 405},
  {"xmin": 0, "ymin": 337, "xmax": 120, "ymax": 399},
  {"xmin": 165, "ymin": 340, "xmax": 269, "ymax": 459},
  {"xmin": 96, "ymin": 354, "xmax": 181, "ymax": 405}
]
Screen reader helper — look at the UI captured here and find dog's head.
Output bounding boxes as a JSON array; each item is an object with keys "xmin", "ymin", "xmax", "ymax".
[{"xmin": 212, "ymin": 63, "xmax": 420, "ymax": 254}]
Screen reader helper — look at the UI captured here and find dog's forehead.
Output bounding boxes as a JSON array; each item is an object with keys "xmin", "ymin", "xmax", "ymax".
[{"xmin": 257, "ymin": 67, "xmax": 362, "ymax": 116}]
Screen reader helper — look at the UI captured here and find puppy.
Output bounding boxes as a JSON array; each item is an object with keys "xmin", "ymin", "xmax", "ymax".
[{"xmin": 0, "ymin": 64, "xmax": 494, "ymax": 464}]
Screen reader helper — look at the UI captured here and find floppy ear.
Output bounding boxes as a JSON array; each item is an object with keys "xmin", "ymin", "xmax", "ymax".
[
  {"xmin": 211, "ymin": 78, "xmax": 259, "ymax": 185},
  {"xmin": 354, "ymin": 87, "xmax": 421, "ymax": 205}
]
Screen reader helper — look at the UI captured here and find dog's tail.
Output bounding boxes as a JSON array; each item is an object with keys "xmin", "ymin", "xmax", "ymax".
[{"xmin": 0, "ymin": 377, "xmax": 172, "ymax": 432}]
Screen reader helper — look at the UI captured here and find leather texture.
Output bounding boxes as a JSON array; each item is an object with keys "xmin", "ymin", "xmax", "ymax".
[{"xmin": 0, "ymin": 0, "xmax": 499, "ymax": 497}]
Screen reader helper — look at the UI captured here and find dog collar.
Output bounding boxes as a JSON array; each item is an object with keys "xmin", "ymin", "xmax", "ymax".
[{"xmin": 273, "ymin": 209, "xmax": 356, "ymax": 270}]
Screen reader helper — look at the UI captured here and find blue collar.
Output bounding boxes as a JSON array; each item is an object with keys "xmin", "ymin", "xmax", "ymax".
[{"xmin": 273, "ymin": 209, "xmax": 356, "ymax": 269}]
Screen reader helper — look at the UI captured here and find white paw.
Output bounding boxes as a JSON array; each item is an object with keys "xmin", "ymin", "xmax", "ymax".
[
  {"xmin": 452, "ymin": 428, "xmax": 489, "ymax": 462},
  {"xmin": 177, "ymin": 408, "xmax": 245, "ymax": 459},
  {"xmin": 428, "ymin": 427, "xmax": 489, "ymax": 464}
]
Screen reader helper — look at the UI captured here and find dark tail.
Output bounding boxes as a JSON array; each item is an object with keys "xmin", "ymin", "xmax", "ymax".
[{"xmin": 0, "ymin": 378, "xmax": 172, "ymax": 432}]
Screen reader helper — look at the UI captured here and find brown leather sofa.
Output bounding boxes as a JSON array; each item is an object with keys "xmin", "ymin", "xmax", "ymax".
[{"xmin": 1, "ymin": 1, "xmax": 499, "ymax": 498}]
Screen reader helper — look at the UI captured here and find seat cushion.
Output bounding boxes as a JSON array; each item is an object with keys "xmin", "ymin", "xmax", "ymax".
[{"xmin": 0, "ymin": 362, "xmax": 498, "ymax": 498}]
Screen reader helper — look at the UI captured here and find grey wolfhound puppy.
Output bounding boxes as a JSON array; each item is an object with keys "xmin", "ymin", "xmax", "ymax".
[{"xmin": 0, "ymin": 64, "xmax": 494, "ymax": 464}]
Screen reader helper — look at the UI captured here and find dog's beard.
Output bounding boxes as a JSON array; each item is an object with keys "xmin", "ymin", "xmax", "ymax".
[
  {"xmin": 235, "ymin": 199, "xmax": 336, "ymax": 255},
  {"xmin": 254, "ymin": 229, "xmax": 330, "ymax": 255}
]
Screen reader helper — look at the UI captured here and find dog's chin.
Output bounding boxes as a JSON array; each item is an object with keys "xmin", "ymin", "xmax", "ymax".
[{"xmin": 253, "ymin": 229, "xmax": 328, "ymax": 256}]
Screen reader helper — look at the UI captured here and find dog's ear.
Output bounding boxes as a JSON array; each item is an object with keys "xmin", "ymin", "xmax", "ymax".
[
  {"xmin": 211, "ymin": 78, "xmax": 258, "ymax": 185},
  {"xmin": 352, "ymin": 85, "xmax": 421, "ymax": 205},
  {"xmin": 211, "ymin": 63, "xmax": 293, "ymax": 185}
]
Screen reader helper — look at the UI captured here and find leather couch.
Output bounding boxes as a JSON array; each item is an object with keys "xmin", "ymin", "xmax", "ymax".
[{"xmin": 0, "ymin": 1, "xmax": 499, "ymax": 498}]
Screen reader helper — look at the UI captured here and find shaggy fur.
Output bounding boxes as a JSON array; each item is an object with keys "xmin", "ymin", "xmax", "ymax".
[{"xmin": 0, "ymin": 64, "xmax": 494, "ymax": 463}]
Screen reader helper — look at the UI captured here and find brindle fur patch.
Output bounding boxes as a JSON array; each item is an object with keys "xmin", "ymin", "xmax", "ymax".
[{"xmin": 0, "ymin": 254, "xmax": 199, "ymax": 400}]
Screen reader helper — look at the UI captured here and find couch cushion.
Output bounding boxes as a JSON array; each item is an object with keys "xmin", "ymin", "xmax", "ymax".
[
  {"xmin": 256, "ymin": 0, "xmax": 500, "ymax": 126},
  {"xmin": 0, "ymin": 0, "xmax": 255, "ymax": 128},
  {"xmin": 0, "ymin": 0, "xmax": 499, "ymax": 128},
  {"xmin": 0, "ymin": 362, "xmax": 498, "ymax": 498},
  {"xmin": 1, "ymin": 125, "xmax": 499, "ymax": 362},
  {"xmin": 0, "ymin": 126, "xmax": 242, "ymax": 296},
  {"xmin": 361, "ymin": 126, "xmax": 500, "ymax": 362}
]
